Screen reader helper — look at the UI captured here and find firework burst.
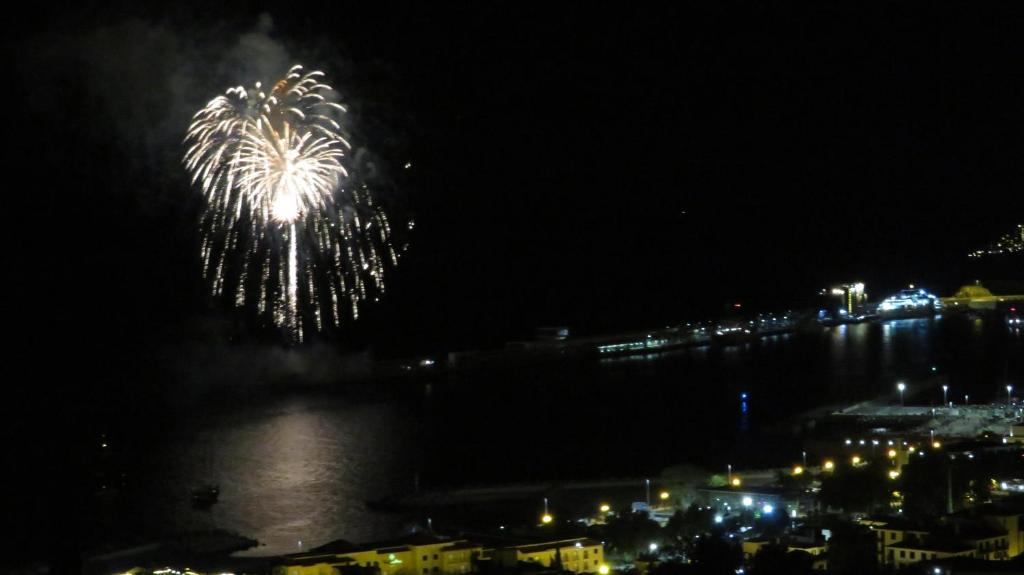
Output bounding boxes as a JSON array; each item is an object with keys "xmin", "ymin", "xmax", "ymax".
[{"xmin": 184, "ymin": 65, "xmax": 400, "ymax": 340}]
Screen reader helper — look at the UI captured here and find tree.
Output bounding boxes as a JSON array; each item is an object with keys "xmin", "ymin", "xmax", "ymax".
[
  {"xmin": 826, "ymin": 522, "xmax": 879, "ymax": 575},
  {"xmin": 551, "ymin": 548, "xmax": 564, "ymax": 571},
  {"xmin": 665, "ymin": 505, "xmax": 713, "ymax": 543},
  {"xmin": 600, "ymin": 511, "xmax": 663, "ymax": 559},
  {"xmin": 818, "ymin": 464, "xmax": 888, "ymax": 513},
  {"xmin": 774, "ymin": 469, "xmax": 811, "ymax": 491},
  {"xmin": 750, "ymin": 544, "xmax": 814, "ymax": 575},
  {"xmin": 688, "ymin": 533, "xmax": 741, "ymax": 575}
]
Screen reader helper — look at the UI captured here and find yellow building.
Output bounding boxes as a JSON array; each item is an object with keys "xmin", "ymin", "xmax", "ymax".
[
  {"xmin": 863, "ymin": 512, "xmax": 1019, "ymax": 567},
  {"xmin": 961, "ymin": 530, "xmax": 1010, "ymax": 561},
  {"xmin": 973, "ymin": 505, "xmax": 1024, "ymax": 559},
  {"xmin": 275, "ymin": 534, "xmax": 481, "ymax": 575},
  {"xmin": 787, "ymin": 542, "xmax": 826, "ymax": 557},
  {"xmin": 740, "ymin": 538, "xmax": 826, "ymax": 571},
  {"xmin": 786, "ymin": 545, "xmax": 828, "ymax": 572},
  {"xmin": 740, "ymin": 538, "xmax": 771, "ymax": 561},
  {"xmin": 496, "ymin": 538, "xmax": 604, "ymax": 574},
  {"xmin": 278, "ymin": 535, "xmax": 605, "ymax": 575},
  {"xmin": 886, "ymin": 538, "xmax": 975, "ymax": 568},
  {"xmin": 859, "ymin": 517, "xmax": 930, "ymax": 566}
]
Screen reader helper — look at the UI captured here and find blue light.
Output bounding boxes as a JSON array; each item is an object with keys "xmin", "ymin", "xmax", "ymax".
[
  {"xmin": 762, "ymin": 504, "xmax": 774, "ymax": 514},
  {"xmin": 740, "ymin": 392, "xmax": 748, "ymax": 400}
]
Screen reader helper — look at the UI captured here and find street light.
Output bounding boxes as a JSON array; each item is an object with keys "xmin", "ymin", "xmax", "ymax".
[
  {"xmin": 727, "ymin": 464, "xmax": 732, "ymax": 485},
  {"xmin": 897, "ymin": 382, "xmax": 906, "ymax": 405},
  {"xmin": 660, "ymin": 491, "xmax": 670, "ymax": 501},
  {"xmin": 823, "ymin": 460, "xmax": 835, "ymax": 471},
  {"xmin": 1008, "ymin": 385, "xmax": 1014, "ymax": 404},
  {"xmin": 802, "ymin": 451, "xmax": 807, "ymax": 468},
  {"xmin": 942, "ymin": 385, "xmax": 948, "ymax": 406},
  {"xmin": 645, "ymin": 478, "xmax": 650, "ymax": 507},
  {"xmin": 599, "ymin": 503, "xmax": 611, "ymax": 513}
]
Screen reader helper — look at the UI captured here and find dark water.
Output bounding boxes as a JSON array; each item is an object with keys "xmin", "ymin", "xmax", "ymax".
[{"xmin": 81, "ymin": 315, "xmax": 1022, "ymax": 557}]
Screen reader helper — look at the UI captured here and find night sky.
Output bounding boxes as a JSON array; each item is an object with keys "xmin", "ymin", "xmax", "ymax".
[
  {"xmin": 9, "ymin": 2, "xmax": 1023, "ymax": 358},
  {"xmin": 3, "ymin": 3, "xmax": 1024, "ymax": 567}
]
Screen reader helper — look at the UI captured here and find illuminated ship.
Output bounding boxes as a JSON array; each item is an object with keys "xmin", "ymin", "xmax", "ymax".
[
  {"xmin": 877, "ymin": 287, "xmax": 943, "ymax": 318},
  {"xmin": 712, "ymin": 322, "xmax": 756, "ymax": 345}
]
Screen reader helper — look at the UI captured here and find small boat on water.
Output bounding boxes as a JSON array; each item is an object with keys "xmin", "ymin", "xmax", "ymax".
[{"xmin": 191, "ymin": 484, "xmax": 220, "ymax": 509}]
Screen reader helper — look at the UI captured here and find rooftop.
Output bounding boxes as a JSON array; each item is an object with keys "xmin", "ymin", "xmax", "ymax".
[
  {"xmin": 289, "ymin": 533, "xmax": 471, "ymax": 560},
  {"xmin": 514, "ymin": 539, "xmax": 603, "ymax": 555},
  {"xmin": 889, "ymin": 537, "xmax": 975, "ymax": 554},
  {"xmin": 860, "ymin": 515, "xmax": 931, "ymax": 532}
]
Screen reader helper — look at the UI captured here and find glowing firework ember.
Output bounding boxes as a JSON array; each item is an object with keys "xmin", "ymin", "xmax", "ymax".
[{"xmin": 184, "ymin": 65, "xmax": 401, "ymax": 340}]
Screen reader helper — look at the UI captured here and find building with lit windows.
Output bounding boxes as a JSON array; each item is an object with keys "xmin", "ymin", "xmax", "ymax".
[
  {"xmin": 830, "ymin": 282, "xmax": 867, "ymax": 316},
  {"xmin": 274, "ymin": 534, "xmax": 482, "ymax": 575},
  {"xmin": 816, "ymin": 282, "xmax": 869, "ymax": 323},
  {"xmin": 886, "ymin": 539, "xmax": 976, "ymax": 568},
  {"xmin": 862, "ymin": 511, "xmax": 1022, "ymax": 569},
  {"xmin": 491, "ymin": 538, "xmax": 604, "ymax": 574},
  {"xmin": 861, "ymin": 516, "xmax": 931, "ymax": 566},
  {"xmin": 953, "ymin": 502, "xmax": 1024, "ymax": 559},
  {"xmin": 276, "ymin": 536, "xmax": 607, "ymax": 575}
]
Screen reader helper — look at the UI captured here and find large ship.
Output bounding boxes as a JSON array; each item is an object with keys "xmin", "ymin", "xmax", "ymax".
[{"xmin": 877, "ymin": 286, "xmax": 943, "ymax": 318}]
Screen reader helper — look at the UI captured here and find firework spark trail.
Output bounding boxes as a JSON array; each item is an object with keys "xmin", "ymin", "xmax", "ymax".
[{"xmin": 184, "ymin": 65, "xmax": 401, "ymax": 340}]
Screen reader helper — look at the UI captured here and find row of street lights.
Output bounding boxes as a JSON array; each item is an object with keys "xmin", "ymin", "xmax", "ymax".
[{"xmin": 896, "ymin": 381, "xmax": 1014, "ymax": 406}]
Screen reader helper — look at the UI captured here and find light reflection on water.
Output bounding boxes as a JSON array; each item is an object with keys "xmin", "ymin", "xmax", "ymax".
[
  {"xmin": 130, "ymin": 316, "xmax": 1019, "ymax": 555},
  {"xmin": 143, "ymin": 400, "xmax": 414, "ymax": 556}
]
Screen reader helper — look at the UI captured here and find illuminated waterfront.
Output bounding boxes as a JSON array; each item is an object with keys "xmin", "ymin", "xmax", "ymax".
[{"xmin": 77, "ymin": 314, "xmax": 1022, "ymax": 557}]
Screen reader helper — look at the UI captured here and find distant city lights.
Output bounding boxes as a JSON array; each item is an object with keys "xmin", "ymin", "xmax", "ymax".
[{"xmin": 967, "ymin": 223, "xmax": 1023, "ymax": 257}]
